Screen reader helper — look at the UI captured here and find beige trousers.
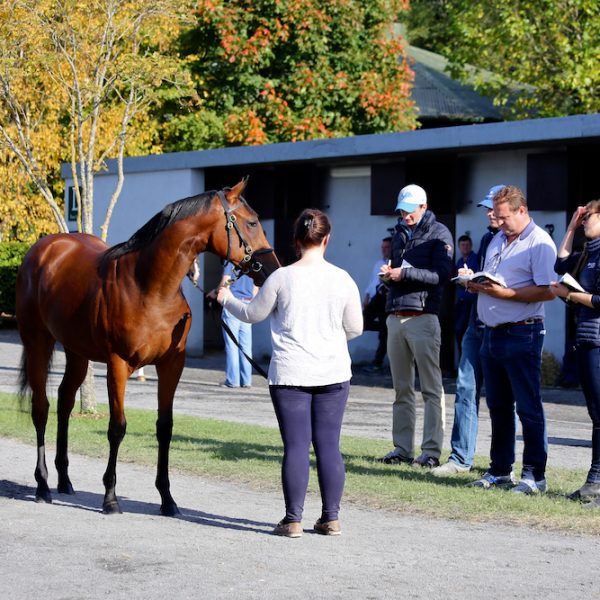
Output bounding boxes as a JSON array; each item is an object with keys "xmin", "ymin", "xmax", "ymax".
[{"xmin": 386, "ymin": 313, "xmax": 446, "ymax": 459}]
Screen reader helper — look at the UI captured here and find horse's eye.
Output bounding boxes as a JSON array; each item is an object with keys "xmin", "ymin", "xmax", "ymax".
[{"xmin": 248, "ymin": 221, "xmax": 258, "ymax": 228}]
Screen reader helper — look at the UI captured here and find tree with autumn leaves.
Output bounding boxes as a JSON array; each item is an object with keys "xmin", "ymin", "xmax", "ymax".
[
  {"xmin": 0, "ymin": 0, "xmax": 416, "ymax": 242},
  {"xmin": 0, "ymin": 0, "xmax": 192, "ymax": 411},
  {"xmin": 0, "ymin": 0, "xmax": 192, "ymax": 244},
  {"xmin": 161, "ymin": 0, "xmax": 417, "ymax": 150}
]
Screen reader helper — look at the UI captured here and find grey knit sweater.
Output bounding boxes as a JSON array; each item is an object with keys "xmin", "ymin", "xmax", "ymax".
[{"xmin": 222, "ymin": 259, "xmax": 363, "ymax": 386}]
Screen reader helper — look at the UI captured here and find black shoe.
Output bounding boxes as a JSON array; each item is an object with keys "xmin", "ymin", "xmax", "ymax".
[
  {"xmin": 412, "ymin": 453, "xmax": 440, "ymax": 469},
  {"xmin": 377, "ymin": 450, "xmax": 413, "ymax": 464},
  {"xmin": 567, "ymin": 482, "xmax": 600, "ymax": 501}
]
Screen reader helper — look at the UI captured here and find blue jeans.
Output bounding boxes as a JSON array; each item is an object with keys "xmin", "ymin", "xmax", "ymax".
[
  {"xmin": 481, "ymin": 322, "xmax": 547, "ymax": 481},
  {"xmin": 222, "ymin": 306, "xmax": 252, "ymax": 387},
  {"xmin": 448, "ymin": 323, "xmax": 484, "ymax": 467},
  {"xmin": 576, "ymin": 345, "xmax": 600, "ymax": 484}
]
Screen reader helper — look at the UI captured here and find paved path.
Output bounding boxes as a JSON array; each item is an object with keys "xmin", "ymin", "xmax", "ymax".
[
  {"xmin": 2, "ymin": 436, "xmax": 600, "ymax": 600},
  {"xmin": 1, "ymin": 329, "xmax": 599, "ymax": 599}
]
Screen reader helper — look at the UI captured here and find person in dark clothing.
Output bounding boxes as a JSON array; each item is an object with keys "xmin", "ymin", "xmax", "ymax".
[
  {"xmin": 377, "ymin": 184, "xmax": 453, "ymax": 469},
  {"xmin": 432, "ymin": 185, "xmax": 503, "ymax": 476},
  {"xmin": 454, "ymin": 235, "xmax": 478, "ymax": 352},
  {"xmin": 552, "ymin": 200, "xmax": 600, "ymax": 505},
  {"xmin": 362, "ymin": 237, "xmax": 392, "ymax": 372}
]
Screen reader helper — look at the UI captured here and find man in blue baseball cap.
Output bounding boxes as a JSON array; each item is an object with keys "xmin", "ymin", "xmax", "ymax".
[
  {"xmin": 433, "ymin": 184, "xmax": 504, "ymax": 477},
  {"xmin": 477, "ymin": 184, "xmax": 507, "ymax": 210},
  {"xmin": 378, "ymin": 183, "xmax": 454, "ymax": 469},
  {"xmin": 394, "ymin": 183, "xmax": 428, "ymax": 215}
]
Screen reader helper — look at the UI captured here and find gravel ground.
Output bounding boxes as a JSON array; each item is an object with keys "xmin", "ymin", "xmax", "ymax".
[{"xmin": 1, "ymin": 328, "xmax": 599, "ymax": 599}]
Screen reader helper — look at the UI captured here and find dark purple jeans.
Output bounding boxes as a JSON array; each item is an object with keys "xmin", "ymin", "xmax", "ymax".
[
  {"xmin": 269, "ymin": 381, "xmax": 350, "ymax": 523},
  {"xmin": 576, "ymin": 345, "xmax": 600, "ymax": 484}
]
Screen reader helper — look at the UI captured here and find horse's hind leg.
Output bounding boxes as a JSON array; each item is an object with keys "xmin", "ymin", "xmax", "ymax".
[
  {"xmin": 55, "ymin": 351, "xmax": 89, "ymax": 494},
  {"xmin": 155, "ymin": 352, "xmax": 185, "ymax": 517},
  {"xmin": 23, "ymin": 336, "xmax": 55, "ymax": 503}
]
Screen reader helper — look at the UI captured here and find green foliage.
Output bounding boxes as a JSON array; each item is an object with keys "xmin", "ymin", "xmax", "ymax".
[
  {"xmin": 0, "ymin": 242, "xmax": 29, "ymax": 316},
  {"xmin": 402, "ymin": 0, "xmax": 600, "ymax": 119},
  {"xmin": 161, "ymin": 0, "xmax": 416, "ymax": 150},
  {"xmin": 162, "ymin": 109, "xmax": 227, "ymax": 151},
  {"xmin": 401, "ymin": 0, "xmax": 456, "ymax": 54},
  {"xmin": 541, "ymin": 351, "xmax": 562, "ymax": 387}
]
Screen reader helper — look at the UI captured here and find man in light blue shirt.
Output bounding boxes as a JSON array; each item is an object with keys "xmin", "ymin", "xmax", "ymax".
[{"xmin": 467, "ymin": 185, "xmax": 556, "ymax": 495}]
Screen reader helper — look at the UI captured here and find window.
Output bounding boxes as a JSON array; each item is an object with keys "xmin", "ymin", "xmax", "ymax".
[{"xmin": 67, "ymin": 186, "xmax": 80, "ymax": 221}]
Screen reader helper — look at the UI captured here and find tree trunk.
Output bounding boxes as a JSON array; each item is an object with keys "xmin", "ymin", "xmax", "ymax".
[{"xmin": 79, "ymin": 362, "xmax": 97, "ymax": 414}]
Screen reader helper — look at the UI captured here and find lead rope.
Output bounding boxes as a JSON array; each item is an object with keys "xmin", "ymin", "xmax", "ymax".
[
  {"xmin": 218, "ymin": 312, "xmax": 268, "ymax": 379},
  {"xmin": 187, "ymin": 269, "xmax": 268, "ymax": 380}
]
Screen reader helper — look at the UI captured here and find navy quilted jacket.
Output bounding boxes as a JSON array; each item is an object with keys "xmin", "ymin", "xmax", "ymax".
[
  {"xmin": 555, "ymin": 236, "xmax": 600, "ymax": 347},
  {"xmin": 385, "ymin": 210, "xmax": 453, "ymax": 315}
]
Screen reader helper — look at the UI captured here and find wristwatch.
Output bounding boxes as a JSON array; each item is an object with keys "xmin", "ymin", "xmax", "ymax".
[{"xmin": 566, "ymin": 292, "xmax": 573, "ymax": 304}]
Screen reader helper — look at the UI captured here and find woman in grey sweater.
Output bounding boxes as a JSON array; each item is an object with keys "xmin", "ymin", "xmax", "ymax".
[{"xmin": 217, "ymin": 208, "xmax": 363, "ymax": 538}]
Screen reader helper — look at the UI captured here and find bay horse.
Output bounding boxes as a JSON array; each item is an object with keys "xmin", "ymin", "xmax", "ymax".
[{"xmin": 16, "ymin": 179, "xmax": 280, "ymax": 515}]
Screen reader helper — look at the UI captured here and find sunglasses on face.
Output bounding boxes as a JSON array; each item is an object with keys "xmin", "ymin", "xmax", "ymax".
[{"xmin": 582, "ymin": 213, "xmax": 600, "ymax": 223}]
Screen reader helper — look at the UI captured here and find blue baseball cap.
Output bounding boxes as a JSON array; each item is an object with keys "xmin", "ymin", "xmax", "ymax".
[
  {"xmin": 395, "ymin": 184, "xmax": 427, "ymax": 213},
  {"xmin": 478, "ymin": 184, "xmax": 506, "ymax": 209}
]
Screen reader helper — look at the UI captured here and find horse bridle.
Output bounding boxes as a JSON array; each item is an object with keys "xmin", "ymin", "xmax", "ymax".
[{"xmin": 216, "ymin": 190, "xmax": 275, "ymax": 280}]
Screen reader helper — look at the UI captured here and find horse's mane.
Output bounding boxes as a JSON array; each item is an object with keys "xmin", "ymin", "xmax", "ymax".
[{"xmin": 101, "ymin": 190, "xmax": 216, "ymax": 265}]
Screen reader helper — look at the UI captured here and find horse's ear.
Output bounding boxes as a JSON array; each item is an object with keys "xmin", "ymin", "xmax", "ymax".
[{"xmin": 229, "ymin": 177, "xmax": 249, "ymax": 199}]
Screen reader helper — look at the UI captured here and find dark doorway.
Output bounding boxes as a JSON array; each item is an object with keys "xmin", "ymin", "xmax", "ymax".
[{"xmin": 205, "ymin": 164, "xmax": 327, "ymax": 266}]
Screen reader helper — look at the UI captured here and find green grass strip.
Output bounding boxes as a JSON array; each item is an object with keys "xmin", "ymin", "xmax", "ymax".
[{"xmin": 1, "ymin": 392, "xmax": 597, "ymax": 535}]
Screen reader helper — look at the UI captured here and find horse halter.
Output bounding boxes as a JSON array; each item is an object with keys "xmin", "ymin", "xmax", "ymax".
[{"xmin": 216, "ymin": 190, "xmax": 275, "ymax": 279}]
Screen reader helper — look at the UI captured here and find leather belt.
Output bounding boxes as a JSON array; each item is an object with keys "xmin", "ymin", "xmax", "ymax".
[
  {"xmin": 493, "ymin": 318, "xmax": 543, "ymax": 329},
  {"xmin": 390, "ymin": 310, "xmax": 424, "ymax": 318}
]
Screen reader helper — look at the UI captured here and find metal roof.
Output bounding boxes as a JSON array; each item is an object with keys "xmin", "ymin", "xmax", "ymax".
[{"xmin": 408, "ymin": 46, "xmax": 502, "ymax": 124}]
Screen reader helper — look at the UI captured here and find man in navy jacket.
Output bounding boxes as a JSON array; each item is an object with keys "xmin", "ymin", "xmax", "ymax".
[{"xmin": 378, "ymin": 184, "xmax": 453, "ymax": 468}]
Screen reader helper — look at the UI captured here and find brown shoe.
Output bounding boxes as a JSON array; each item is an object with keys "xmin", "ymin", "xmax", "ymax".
[
  {"xmin": 272, "ymin": 520, "xmax": 302, "ymax": 538},
  {"xmin": 313, "ymin": 518, "xmax": 341, "ymax": 536}
]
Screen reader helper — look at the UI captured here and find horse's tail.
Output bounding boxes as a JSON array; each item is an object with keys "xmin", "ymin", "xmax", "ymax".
[{"xmin": 17, "ymin": 349, "xmax": 30, "ymax": 408}]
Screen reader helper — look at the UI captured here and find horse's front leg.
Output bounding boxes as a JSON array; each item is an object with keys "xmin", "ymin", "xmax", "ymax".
[
  {"xmin": 102, "ymin": 357, "xmax": 131, "ymax": 514},
  {"xmin": 155, "ymin": 352, "xmax": 186, "ymax": 516}
]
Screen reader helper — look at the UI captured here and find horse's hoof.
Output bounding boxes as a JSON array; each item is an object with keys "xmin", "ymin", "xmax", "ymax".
[
  {"xmin": 35, "ymin": 493, "xmax": 52, "ymax": 504},
  {"xmin": 102, "ymin": 501, "xmax": 123, "ymax": 515},
  {"xmin": 160, "ymin": 503, "xmax": 180, "ymax": 517},
  {"xmin": 57, "ymin": 481, "xmax": 75, "ymax": 495}
]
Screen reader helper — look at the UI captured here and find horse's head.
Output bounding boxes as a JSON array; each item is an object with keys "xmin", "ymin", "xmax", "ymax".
[{"xmin": 215, "ymin": 179, "xmax": 281, "ymax": 286}]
